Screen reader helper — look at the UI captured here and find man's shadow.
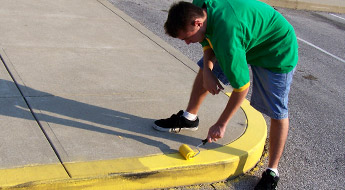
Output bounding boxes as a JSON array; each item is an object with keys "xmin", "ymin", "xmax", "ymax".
[
  {"xmin": 1, "ymin": 78, "xmax": 252, "ymax": 176},
  {"xmin": 1, "ymin": 79, "xmax": 223, "ymax": 155}
]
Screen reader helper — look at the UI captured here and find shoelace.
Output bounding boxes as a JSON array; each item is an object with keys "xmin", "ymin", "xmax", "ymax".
[{"xmin": 169, "ymin": 114, "xmax": 183, "ymax": 133}]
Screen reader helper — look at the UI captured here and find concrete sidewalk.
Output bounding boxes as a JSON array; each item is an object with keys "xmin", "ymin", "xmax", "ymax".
[{"xmin": 0, "ymin": 0, "xmax": 266, "ymax": 189}]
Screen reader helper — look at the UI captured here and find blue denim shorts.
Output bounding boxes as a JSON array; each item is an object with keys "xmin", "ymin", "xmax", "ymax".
[
  {"xmin": 197, "ymin": 58, "xmax": 295, "ymax": 119},
  {"xmin": 197, "ymin": 57, "xmax": 230, "ymax": 86}
]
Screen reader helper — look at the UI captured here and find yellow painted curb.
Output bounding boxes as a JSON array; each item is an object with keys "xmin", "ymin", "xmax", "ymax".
[
  {"xmin": 0, "ymin": 96, "xmax": 267, "ymax": 190},
  {"xmin": 261, "ymin": 0, "xmax": 345, "ymax": 14},
  {"xmin": 0, "ymin": 164, "xmax": 70, "ymax": 188}
]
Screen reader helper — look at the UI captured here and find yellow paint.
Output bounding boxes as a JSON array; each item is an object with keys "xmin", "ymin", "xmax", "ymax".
[
  {"xmin": 179, "ymin": 144, "xmax": 196, "ymax": 160},
  {"xmin": 0, "ymin": 164, "xmax": 69, "ymax": 187},
  {"xmin": 0, "ymin": 92, "xmax": 267, "ymax": 189}
]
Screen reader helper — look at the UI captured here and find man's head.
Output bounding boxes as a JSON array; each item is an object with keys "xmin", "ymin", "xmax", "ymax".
[{"xmin": 164, "ymin": 1, "xmax": 207, "ymax": 44}]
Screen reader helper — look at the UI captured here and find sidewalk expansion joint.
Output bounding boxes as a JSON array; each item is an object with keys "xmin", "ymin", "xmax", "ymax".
[{"xmin": 0, "ymin": 52, "xmax": 72, "ymax": 178}]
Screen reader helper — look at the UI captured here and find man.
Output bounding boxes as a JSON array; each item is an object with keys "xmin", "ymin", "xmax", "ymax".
[{"xmin": 153, "ymin": 0, "xmax": 298, "ymax": 189}]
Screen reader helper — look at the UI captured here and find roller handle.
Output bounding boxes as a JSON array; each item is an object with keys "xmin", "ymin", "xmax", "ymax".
[
  {"xmin": 196, "ymin": 139, "xmax": 208, "ymax": 148},
  {"xmin": 201, "ymin": 139, "xmax": 208, "ymax": 145}
]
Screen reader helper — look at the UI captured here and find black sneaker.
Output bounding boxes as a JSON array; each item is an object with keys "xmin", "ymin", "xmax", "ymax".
[
  {"xmin": 153, "ymin": 110, "xmax": 199, "ymax": 133},
  {"xmin": 254, "ymin": 169, "xmax": 280, "ymax": 190}
]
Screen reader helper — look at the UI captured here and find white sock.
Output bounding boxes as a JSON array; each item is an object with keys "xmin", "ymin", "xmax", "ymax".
[
  {"xmin": 182, "ymin": 111, "xmax": 197, "ymax": 121},
  {"xmin": 267, "ymin": 168, "xmax": 279, "ymax": 176}
]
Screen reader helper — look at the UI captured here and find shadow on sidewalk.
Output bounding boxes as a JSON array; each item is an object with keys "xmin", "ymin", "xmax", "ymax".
[{"xmin": 0, "ymin": 78, "xmax": 248, "ymax": 171}]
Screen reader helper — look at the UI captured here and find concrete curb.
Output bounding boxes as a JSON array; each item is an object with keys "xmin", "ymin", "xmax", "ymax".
[
  {"xmin": 0, "ymin": 96, "xmax": 267, "ymax": 190},
  {"xmin": 261, "ymin": 0, "xmax": 345, "ymax": 14}
]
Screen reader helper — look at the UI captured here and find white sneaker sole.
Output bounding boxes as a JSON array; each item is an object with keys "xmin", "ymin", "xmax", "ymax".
[{"xmin": 152, "ymin": 124, "xmax": 198, "ymax": 133}]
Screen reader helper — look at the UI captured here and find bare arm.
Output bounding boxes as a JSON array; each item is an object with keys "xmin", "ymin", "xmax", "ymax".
[
  {"xmin": 207, "ymin": 87, "xmax": 249, "ymax": 142},
  {"xmin": 202, "ymin": 48, "xmax": 224, "ymax": 95}
]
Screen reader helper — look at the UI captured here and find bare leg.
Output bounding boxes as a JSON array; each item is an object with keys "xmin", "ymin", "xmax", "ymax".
[
  {"xmin": 268, "ymin": 118, "xmax": 289, "ymax": 169},
  {"xmin": 186, "ymin": 69, "xmax": 209, "ymax": 115}
]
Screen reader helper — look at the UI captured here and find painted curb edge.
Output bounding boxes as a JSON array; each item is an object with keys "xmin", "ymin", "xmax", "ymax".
[{"xmin": 0, "ymin": 96, "xmax": 267, "ymax": 190}]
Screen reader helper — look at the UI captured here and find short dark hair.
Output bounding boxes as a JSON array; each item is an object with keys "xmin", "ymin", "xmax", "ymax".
[{"xmin": 164, "ymin": 1, "xmax": 204, "ymax": 38}]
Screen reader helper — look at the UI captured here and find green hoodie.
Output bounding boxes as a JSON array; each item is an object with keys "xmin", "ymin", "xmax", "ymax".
[{"xmin": 193, "ymin": 0, "xmax": 298, "ymax": 89}]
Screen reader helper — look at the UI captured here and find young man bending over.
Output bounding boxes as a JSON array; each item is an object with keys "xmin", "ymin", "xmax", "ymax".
[{"xmin": 153, "ymin": 1, "xmax": 298, "ymax": 189}]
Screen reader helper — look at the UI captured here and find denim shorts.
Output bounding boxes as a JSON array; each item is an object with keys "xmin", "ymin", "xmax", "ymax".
[
  {"xmin": 197, "ymin": 58, "xmax": 295, "ymax": 119},
  {"xmin": 197, "ymin": 57, "xmax": 230, "ymax": 86}
]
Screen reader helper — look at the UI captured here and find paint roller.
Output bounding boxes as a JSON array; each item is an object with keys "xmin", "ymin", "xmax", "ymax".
[{"xmin": 179, "ymin": 139, "xmax": 208, "ymax": 160}]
